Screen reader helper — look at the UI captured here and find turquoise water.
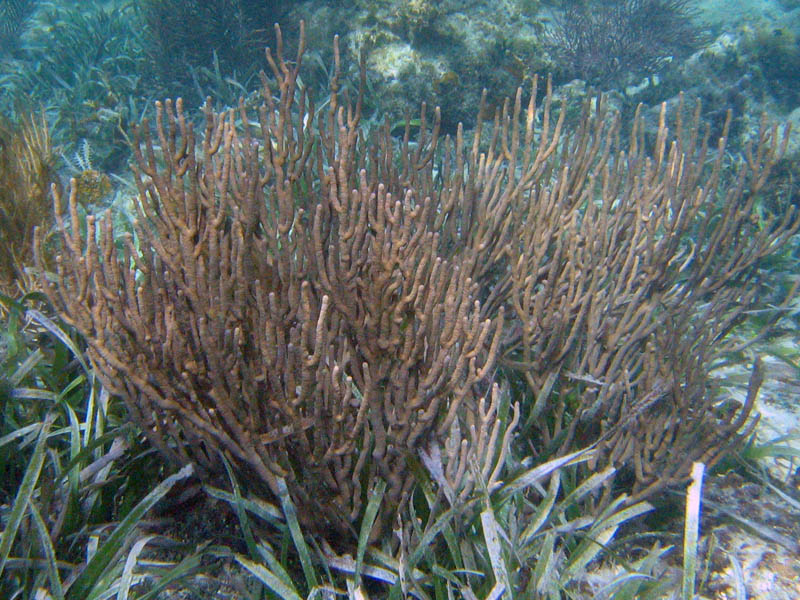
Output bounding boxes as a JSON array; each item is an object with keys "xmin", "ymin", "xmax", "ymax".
[{"xmin": 0, "ymin": 0, "xmax": 798, "ymax": 178}]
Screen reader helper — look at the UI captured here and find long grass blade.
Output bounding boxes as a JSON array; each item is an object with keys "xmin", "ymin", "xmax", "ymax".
[
  {"xmin": 531, "ymin": 531, "xmax": 556, "ymax": 595},
  {"xmin": 26, "ymin": 309, "xmax": 91, "ymax": 375},
  {"xmin": 729, "ymin": 553, "xmax": 746, "ymax": 600},
  {"xmin": 408, "ymin": 454, "xmax": 464, "ymax": 570},
  {"xmin": 559, "ymin": 466, "xmax": 616, "ymax": 509},
  {"xmin": 9, "ymin": 387, "xmax": 57, "ymax": 400},
  {"xmin": 563, "ymin": 500, "xmax": 653, "ymax": 581},
  {"xmin": 134, "ymin": 544, "xmax": 210, "ymax": 600},
  {"xmin": 219, "ymin": 454, "xmax": 259, "ymax": 561},
  {"xmin": 0, "ymin": 412, "xmax": 55, "ymax": 582},
  {"xmin": 682, "ymin": 461, "xmax": 705, "ymax": 600},
  {"xmin": 8, "ymin": 348, "xmax": 44, "ymax": 385},
  {"xmin": 331, "ymin": 546, "xmax": 430, "ymax": 587},
  {"xmin": 116, "ymin": 535, "xmax": 156, "ymax": 600},
  {"xmin": 256, "ymin": 541, "xmax": 300, "ymax": 593},
  {"xmin": 499, "ymin": 447, "xmax": 593, "ymax": 499},
  {"xmin": 593, "ymin": 500, "xmax": 654, "ymax": 534},
  {"xmin": 356, "ymin": 479, "xmax": 386, "ymax": 587},
  {"xmin": 60, "ymin": 399, "xmax": 82, "ymax": 514},
  {"xmin": 326, "ymin": 553, "xmax": 399, "ymax": 586},
  {"xmin": 236, "ymin": 554, "xmax": 303, "ymax": 600},
  {"xmin": 203, "ymin": 484, "xmax": 285, "ymax": 525},
  {"xmin": 0, "ymin": 421, "xmax": 43, "ymax": 448},
  {"xmin": 276, "ymin": 477, "xmax": 319, "ymax": 591},
  {"xmin": 65, "ymin": 464, "xmax": 194, "ymax": 600},
  {"xmin": 408, "ymin": 499, "xmax": 477, "ymax": 568},
  {"xmin": 520, "ymin": 470, "xmax": 560, "ymax": 545},
  {"xmin": 597, "ymin": 572, "xmax": 655, "ymax": 599},
  {"xmin": 30, "ymin": 500, "xmax": 65, "ymax": 600},
  {"xmin": 484, "ymin": 582, "xmax": 504, "ymax": 600},
  {"xmin": 480, "ymin": 506, "xmax": 510, "ymax": 597}
]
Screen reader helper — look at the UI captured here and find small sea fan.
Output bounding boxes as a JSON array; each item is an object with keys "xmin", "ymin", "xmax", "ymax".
[{"xmin": 549, "ymin": 0, "xmax": 706, "ymax": 87}]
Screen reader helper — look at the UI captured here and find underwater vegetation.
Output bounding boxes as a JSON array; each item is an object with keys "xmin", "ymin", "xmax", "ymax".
[
  {"xmin": 0, "ymin": 1, "xmax": 797, "ymax": 596},
  {"xmin": 38, "ymin": 24, "xmax": 799, "ymax": 545},
  {"xmin": 0, "ymin": 0, "xmax": 37, "ymax": 56},
  {"xmin": 0, "ymin": 1, "xmax": 144, "ymax": 172},
  {"xmin": 548, "ymin": 0, "xmax": 706, "ymax": 87},
  {"xmin": 740, "ymin": 23, "xmax": 800, "ymax": 107},
  {"xmin": 136, "ymin": 0, "xmax": 287, "ymax": 107},
  {"xmin": 0, "ymin": 0, "xmax": 294, "ymax": 173},
  {"xmin": 0, "ymin": 110, "xmax": 55, "ymax": 296}
]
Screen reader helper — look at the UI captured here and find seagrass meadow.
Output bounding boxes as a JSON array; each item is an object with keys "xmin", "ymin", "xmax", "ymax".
[{"xmin": 35, "ymin": 23, "xmax": 798, "ymax": 541}]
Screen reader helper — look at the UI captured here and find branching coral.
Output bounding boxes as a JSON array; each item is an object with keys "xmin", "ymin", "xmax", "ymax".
[
  {"xmin": 38, "ymin": 23, "xmax": 798, "ymax": 541},
  {"xmin": 40, "ymin": 25, "xmax": 505, "ymax": 537}
]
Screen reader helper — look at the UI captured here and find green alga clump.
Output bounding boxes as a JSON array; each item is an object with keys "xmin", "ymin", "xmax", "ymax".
[{"xmin": 741, "ymin": 25, "xmax": 800, "ymax": 102}]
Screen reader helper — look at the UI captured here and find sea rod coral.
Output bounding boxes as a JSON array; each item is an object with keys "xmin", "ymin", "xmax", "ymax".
[{"xmin": 37, "ymin": 23, "xmax": 798, "ymax": 539}]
